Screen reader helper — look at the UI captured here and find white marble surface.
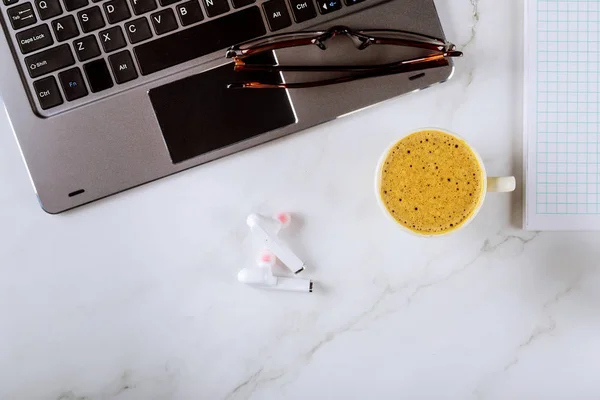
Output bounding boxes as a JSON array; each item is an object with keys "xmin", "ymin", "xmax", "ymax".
[{"xmin": 3, "ymin": 1, "xmax": 600, "ymax": 399}]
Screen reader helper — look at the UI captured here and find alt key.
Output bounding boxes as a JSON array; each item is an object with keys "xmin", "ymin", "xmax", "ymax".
[{"xmin": 263, "ymin": 0, "xmax": 291, "ymax": 31}]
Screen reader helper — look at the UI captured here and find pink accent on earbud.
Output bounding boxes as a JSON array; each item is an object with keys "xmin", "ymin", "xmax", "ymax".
[
  {"xmin": 257, "ymin": 250, "xmax": 276, "ymax": 266},
  {"xmin": 276, "ymin": 212, "xmax": 291, "ymax": 227}
]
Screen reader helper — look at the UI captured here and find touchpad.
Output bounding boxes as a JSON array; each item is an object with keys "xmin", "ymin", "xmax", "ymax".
[{"xmin": 149, "ymin": 57, "xmax": 296, "ymax": 164}]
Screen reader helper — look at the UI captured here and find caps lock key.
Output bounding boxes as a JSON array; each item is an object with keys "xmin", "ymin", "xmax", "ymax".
[{"xmin": 16, "ymin": 23, "xmax": 54, "ymax": 54}]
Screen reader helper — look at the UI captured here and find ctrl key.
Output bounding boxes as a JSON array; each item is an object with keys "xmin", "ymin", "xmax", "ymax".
[{"xmin": 33, "ymin": 76, "xmax": 63, "ymax": 109}]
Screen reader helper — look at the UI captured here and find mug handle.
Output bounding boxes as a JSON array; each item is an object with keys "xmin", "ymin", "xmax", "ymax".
[{"xmin": 487, "ymin": 176, "xmax": 516, "ymax": 192}]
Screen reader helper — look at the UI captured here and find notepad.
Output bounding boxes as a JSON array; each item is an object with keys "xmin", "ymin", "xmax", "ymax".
[{"xmin": 525, "ymin": 0, "xmax": 600, "ymax": 230}]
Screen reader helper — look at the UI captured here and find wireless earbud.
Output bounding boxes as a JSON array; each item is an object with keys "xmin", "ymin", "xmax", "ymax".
[
  {"xmin": 246, "ymin": 213, "xmax": 306, "ymax": 274},
  {"xmin": 239, "ymin": 213, "xmax": 314, "ymax": 293},
  {"xmin": 237, "ymin": 250, "xmax": 313, "ymax": 293}
]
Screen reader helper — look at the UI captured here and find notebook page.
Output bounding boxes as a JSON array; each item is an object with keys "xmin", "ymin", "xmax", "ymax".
[{"xmin": 525, "ymin": 0, "xmax": 600, "ymax": 230}]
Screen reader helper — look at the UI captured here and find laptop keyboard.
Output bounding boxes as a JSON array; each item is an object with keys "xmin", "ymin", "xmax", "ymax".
[{"xmin": 2, "ymin": 0, "xmax": 367, "ymax": 113}]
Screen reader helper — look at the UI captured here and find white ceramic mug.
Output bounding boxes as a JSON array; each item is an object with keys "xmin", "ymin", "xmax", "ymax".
[{"xmin": 374, "ymin": 128, "xmax": 516, "ymax": 236}]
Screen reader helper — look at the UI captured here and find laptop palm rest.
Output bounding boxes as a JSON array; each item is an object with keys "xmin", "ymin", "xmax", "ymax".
[{"xmin": 148, "ymin": 56, "xmax": 295, "ymax": 164}]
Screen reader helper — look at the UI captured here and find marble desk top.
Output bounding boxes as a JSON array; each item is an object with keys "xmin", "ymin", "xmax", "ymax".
[{"xmin": 3, "ymin": 1, "xmax": 600, "ymax": 399}]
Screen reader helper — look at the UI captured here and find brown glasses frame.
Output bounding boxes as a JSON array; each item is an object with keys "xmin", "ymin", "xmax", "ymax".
[{"xmin": 225, "ymin": 25, "xmax": 463, "ymax": 89}]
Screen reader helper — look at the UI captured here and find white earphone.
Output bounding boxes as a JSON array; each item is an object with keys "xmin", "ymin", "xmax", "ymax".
[
  {"xmin": 237, "ymin": 250, "xmax": 313, "ymax": 293},
  {"xmin": 239, "ymin": 213, "xmax": 314, "ymax": 293},
  {"xmin": 246, "ymin": 213, "xmax": 306, "ymax": 274}
]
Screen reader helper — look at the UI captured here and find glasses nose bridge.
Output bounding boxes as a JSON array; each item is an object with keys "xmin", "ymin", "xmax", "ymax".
[
  {"xmin": 326, "ymin": 26, "xmax": 372, "ymax": 49},
  {"xmin": 313, "ymin": 26, "xmax": 350, "ymax": 50}
]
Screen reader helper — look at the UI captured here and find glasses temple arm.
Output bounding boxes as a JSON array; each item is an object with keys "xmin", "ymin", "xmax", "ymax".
[
  {"xmin": 228, "ymin": 54, "xmax": 452, "ymax": 89},
  {"xmin": 233, "ymin": 50, "xmax": 462, "ymax": 72}
]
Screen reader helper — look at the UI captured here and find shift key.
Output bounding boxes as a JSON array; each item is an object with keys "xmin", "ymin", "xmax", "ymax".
[{"xmin": 24, "ymin": 44, "xmax": 75, "ymax": 78}]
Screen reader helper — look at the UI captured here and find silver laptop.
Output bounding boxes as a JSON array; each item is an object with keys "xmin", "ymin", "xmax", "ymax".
[{"xmin": 0, "ymin": 0, "xmax": 453, "ymax": 213}]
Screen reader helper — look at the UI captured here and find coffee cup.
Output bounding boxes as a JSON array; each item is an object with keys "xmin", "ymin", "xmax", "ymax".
[{"xmin": 375, "ymin": 128, "xmax": 515, "ymax": 236}]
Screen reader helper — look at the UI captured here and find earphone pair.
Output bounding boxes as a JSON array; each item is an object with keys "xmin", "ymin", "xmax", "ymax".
[{"xmin": 238, "ymin": 213, "xmax": 313, "ymax": 293}]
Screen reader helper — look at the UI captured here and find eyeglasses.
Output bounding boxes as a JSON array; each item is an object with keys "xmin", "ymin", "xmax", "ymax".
[{"xmin": 225, "ymin": 26, "xmax": 463, "ymax": 89}]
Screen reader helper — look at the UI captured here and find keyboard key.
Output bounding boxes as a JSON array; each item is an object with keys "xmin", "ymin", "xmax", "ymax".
[
  {"xmin": 134, "ymin": 6, "xmax": 265, "ymax": 75},
  {"xmin": 99, "ymin": 26, "xmax": 126, "ymax": 51},
  {"xmin": 231, "ymin": 0, "xmax": 253, "ymax": 8},
  {"xmin": 343, "ymin": 0, "xmax": 364, "ymax": 4},
  {"xmin": 316, "ymin": 0, "xmax": 341, "ymax": 14},
  {"xmin": 176, "ymin": 0, "xmax": 202, "ymax": 26},
  {"xmin": 103, "ymin": 0, "xmax": 130, "ymax": 23},
  {"xmin": 108, "ymin": 49, "xmax": 137, "ymax": 83},
  {"xmin": 124, "ymin": 17, "xmax": 152, "ymax": 43},
  {"xmin": 202, "ymin": 0, "xmax": 228, "ymax": 17},
  {"xmin": 33, "ymin": 76, "xmax": 63, "ymax": 109},
  {"xmin": 7, "ymin": 3, "xmax": 37, "ymax": 30},
  {"xmin": 78, "ymin": 6, "xmax": 105, "ymax": 32},
  {"xmin": 63, "ymin": 0, "xmax": 88, "ymax": 11},
  {"xmin": 129, "ymin": 0, "xmax": 156, "ymax": 15},
  {"xmin": 263, "ymin": 0, "xmax": 290, "ymax": 31},
  {"xmin": 52, "ymin": 15, "xmax": 79, "ymax": 41},
  {"xmin": 16, "ymin": 23, "xmax": 53, "ymax": 54},
  {"xmin": 34, "ymin": 0, "xmax": 62, "ymax": 19},
  {"xmin": 3, "ymin": 0, "xmax": 19, "ymax": 5},
  {"xmin": 84, "ymin": 58, "xmax": 113, "ymax": 92},
  {"xmin": 24, "ymin": 43, "xmax": 74, "ymax": 77},
  {"xmin": 158, "ymin": 0, "xmax": 180, "ymax": 6},
  {"xmin": 73, "ymin": 34, "xmax": 100, "ymax": 60},
  {"xmin": 150, "ymin": 8, "xmax": 177, "ymax": 35},
  {"xmin": 58, "ymin": 67, "xmax": 88, "ymax": 100},
  {"xmin": 288, "ymin": 0, "xmax": 315, "ymax": 22}
]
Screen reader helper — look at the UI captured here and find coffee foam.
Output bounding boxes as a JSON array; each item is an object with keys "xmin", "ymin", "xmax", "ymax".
[{"xmin": 380, "ymin": 130, "xmax": 484, "ymax": 234}]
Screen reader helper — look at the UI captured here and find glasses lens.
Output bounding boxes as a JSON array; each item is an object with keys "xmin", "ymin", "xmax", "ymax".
[{"xmin": 236, "ymin": 31, "xmax": 326, "ymax": 51}]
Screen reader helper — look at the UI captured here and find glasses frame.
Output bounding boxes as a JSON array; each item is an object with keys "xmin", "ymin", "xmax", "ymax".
[{"xmin": 225, "ymin": 25, "xmax": 463, "ymax": 89}]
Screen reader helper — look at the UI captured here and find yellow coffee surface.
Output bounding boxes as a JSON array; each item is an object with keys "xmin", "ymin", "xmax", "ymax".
[{"xmin": 380, "ymin": 130, "xmax": 484, "ymax": 235}]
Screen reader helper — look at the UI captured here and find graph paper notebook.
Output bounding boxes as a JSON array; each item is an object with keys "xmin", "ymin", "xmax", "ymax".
[{"xmin": 525, "ymin": 0, "xmax": 600, "ymax": 230}]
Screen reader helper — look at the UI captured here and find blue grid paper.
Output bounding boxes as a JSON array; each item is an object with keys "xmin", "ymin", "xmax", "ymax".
[{"xmin": 536, "ymin": 0, "xmax": 600, "ymax": 214}]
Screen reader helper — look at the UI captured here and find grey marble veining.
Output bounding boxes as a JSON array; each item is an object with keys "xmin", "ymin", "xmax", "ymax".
[{"xmin": 2, "ymin": 0, "xmax": 599, "ymax": 399}]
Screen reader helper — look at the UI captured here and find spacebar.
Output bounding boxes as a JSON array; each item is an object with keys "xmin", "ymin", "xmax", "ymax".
[{"xmin": 134, "ymin": 6, "xmax": 266, "ymax": 76}]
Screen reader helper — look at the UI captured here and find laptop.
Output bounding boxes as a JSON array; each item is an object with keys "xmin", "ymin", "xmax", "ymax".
[{"xmin": 0, "ymin": 0, "xmax": 454, "ymax": 213}]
